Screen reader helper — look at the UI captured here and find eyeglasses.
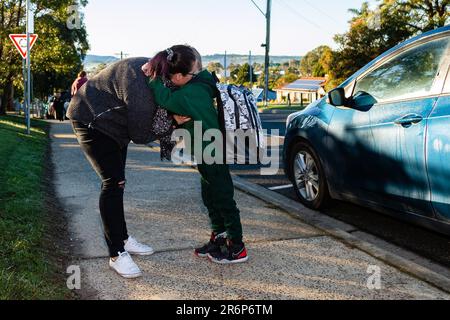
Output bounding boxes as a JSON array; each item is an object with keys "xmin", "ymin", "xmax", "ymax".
[{"xmin": 187, "ymin": 72, "xmax": 199, "ymax": 78}]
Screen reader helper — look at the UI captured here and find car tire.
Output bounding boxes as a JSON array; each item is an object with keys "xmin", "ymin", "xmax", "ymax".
[{"xmin": 289, "ymin": 141, "xmax": 330, "ymax": 210}]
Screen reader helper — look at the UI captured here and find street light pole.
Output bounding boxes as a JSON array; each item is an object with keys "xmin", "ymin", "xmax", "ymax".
[{"xmin": 26, "ymin": 0, "xmax": 31, "ymax": 134}]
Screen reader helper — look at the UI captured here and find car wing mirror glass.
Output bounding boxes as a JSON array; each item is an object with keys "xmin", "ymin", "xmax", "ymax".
[
  {"xmin": 349, "ymin": 91, "xmax": 377, "ymax": 112},
  {"xmin": 327, "ymin": 88, "xmax": 346, "ymax": 107}
]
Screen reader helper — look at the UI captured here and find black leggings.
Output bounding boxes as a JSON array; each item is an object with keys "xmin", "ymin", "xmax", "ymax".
[{"xmin": 71, "ymin": 121, "xmax": 129, "ymax": 257}]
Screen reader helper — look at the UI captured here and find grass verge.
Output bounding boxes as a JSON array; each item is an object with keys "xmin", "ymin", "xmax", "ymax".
[{"xmin": 0, "ymin": 115, "xmax": 71, "ymax": 300}]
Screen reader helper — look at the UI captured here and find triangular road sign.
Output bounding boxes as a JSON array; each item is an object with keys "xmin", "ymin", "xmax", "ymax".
[{"xmin": 9, "ymin": 34, "xmax": 38, "ymax": 59}]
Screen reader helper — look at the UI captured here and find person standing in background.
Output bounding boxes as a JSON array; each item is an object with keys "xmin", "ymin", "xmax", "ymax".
[
  {"xmin": 52, "ymin": 92, "xmax": 65, "ymax": 122},
  {"xmin": 71, "ymin": 71, "xmax": 89, "ymax": 96}
]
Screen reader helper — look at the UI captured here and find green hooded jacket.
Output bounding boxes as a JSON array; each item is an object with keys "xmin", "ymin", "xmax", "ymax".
[{"xmin": 148, "ymin": 70, "xmax": 220, "ymax": 136}]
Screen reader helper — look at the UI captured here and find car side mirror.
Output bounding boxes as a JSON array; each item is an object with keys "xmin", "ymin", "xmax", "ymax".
[
  {"xmin": 348, "ymin": 91, "xmax": 377, "ymax": 112},
  {"xmin": 327, "ymin": 88, "xmax": 346, "ymax": 107}
]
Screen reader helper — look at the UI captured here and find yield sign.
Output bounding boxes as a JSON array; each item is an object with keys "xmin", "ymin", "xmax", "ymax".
[{"xmin": 9, "ymin": 34, "xmax": 38, "ymax": 59}]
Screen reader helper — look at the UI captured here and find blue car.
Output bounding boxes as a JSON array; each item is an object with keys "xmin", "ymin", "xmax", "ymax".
[{"xmin": 284, "ymin": 25, "xmax": 450, "ymax": 235}]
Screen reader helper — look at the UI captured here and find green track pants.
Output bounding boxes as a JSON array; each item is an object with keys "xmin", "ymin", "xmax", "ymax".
[{"xmin": 197, "ymin": 163, "xmax": 243, "ymax": 242}]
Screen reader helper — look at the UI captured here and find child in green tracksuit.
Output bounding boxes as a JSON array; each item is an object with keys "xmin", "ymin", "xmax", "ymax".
[{"xmin": 145, "ymin": 45, "xmax": 248, "ymax": 264}]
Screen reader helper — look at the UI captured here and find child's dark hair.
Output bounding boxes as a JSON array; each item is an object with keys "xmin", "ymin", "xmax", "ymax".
[{"xmin": 148, "ymin": 45, "xmax": 197, "ymax": 80}]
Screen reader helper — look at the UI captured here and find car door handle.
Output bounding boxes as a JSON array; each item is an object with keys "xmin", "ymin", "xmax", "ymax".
[{"xmin": 394, "ymin": 114, "xmax": 423, "ymax": 127}]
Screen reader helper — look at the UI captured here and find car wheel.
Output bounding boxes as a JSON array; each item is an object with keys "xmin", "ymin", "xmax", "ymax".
[{"xmin": 289, "ymin": 141, "xmax": 330, "ymax": 210}]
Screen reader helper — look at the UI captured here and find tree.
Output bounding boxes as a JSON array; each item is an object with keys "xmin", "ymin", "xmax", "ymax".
[
  {"xmin": 275, "ymin": 73, "xmax": 298, "ymax": 89},
  {"xmin": 300, "ymin": 46, "xmax": 332, "ymax": 77},
  {"xmin": 90, "ymin": 62, "xmax": 107, "ymax": 76},
  {"xmin": 0, "ymin": 1, "xmax": 25, "ymax": 113},
  {"xmin": 402, "ymin": 0, "xmax": 449, "ymax": 32},
  {"xmin": 252, "ymin": 62, "xmax": 263, "ymax": 73},
  {"xmin": 257, "ymin": 68, "xmax": 281, "ymax": 91},
  {"xmin": 0, "ymin": 0, "xmax": 89, "ymax": 114},
  {"xmin": 230, "ymin": 63, "xmax": 258, "ymax": 87},
  {"xmin": 227, "ymin": 63, "xmax": 239, "ymax": 74},
  {"xmin": 289, "ymin": 59, "xmax": 301, "ymax": 69},
  {"xmin": 327, "ymin": 0, "xmax": 449, "ymax": 88},
  {"xmin": 206, "ymin": 62, "xmax": 223, "ymax": 75},
  {"xmin": 286, "ymin": 59, "xmax": 301, "ymax": 75}
]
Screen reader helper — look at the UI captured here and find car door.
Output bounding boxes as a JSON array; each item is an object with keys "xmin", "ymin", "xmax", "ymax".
[
  {"xmin": 350, "ymin": 35, "xmax": 450, "ymax": 217},
  {"xmin": 427, "ymin": 59, "xmax": 450, "ymax": 223},
  {"xmin": 324, "ymin": 87, "xmax": 374, "ymax": 200}
]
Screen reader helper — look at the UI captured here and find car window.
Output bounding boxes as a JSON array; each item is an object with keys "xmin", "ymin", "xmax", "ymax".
[{"xmin": 354, "ymin": 36, "xmax": 450, "ymax": 103}]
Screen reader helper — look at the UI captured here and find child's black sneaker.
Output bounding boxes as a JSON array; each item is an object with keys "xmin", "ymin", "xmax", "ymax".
[
  {"xmin": 207, "ymin": 240, "xmax": 248, "ymax": 264},
  {"xmin": 194, "ymin": 232, "xmax": 227, "ymax": 258}
]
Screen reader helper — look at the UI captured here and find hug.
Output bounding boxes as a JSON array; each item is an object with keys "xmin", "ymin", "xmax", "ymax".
[{"xmin": 66, "ymin": 45, "xmax": 248, "ymax": 279}]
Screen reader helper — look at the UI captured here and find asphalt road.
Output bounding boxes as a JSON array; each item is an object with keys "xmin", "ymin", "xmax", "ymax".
[{"xmin": 230, "ymin": 111, "xmax": 450, "ymax": 269}]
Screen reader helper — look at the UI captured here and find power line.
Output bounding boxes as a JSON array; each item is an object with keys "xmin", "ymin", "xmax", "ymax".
[
  {"xmin": 275, "ymin": 0, "xmax": 323, "ymax": 30},
  {"xmin": 302, "ymin": 0, "xmax": 341, "ymax": 24},
  {"xmin": 250, "ymin": 0, "xmax": 266, "ymax": 17}
]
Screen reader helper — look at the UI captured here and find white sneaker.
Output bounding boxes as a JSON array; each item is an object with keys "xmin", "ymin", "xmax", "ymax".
[
  {"xmin": 124, "ymin": 236, "xmax": 154, "ymax": 256},
  {"xmin": 109, "ymin": 251, "xmax": 142, "ymax": 279}
]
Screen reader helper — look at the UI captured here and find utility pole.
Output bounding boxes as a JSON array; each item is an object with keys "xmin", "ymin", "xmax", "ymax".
[
  {"xmin": 249, "ymin": 50, "xmax": 253, "ymax": 88},
  {"xmin": 115, "ymin": 51, "xmax": 129, "ymax": 60},
  {"xmin": 263, "ymin": 0, "xmax": 272, "ymax": 107},
  {"xmin": 251, "ymin": 0, "xmax": 272, "ymax": 107},
  {"xmin": 224, "ymin": 50, "xmax": 227, "ymax": 83},
  {"xmin": 25, "ymin": 0, "xmax": 31, "ymax": 134}
]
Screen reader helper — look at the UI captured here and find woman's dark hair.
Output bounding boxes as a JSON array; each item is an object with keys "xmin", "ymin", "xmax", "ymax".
[
  {"xmin": 148, "ymin": 45, "xmax": 197, "ymax": 80},
  {"xmin": 78, "ymin": 71, "xmax": 87, "ymax": 78}
]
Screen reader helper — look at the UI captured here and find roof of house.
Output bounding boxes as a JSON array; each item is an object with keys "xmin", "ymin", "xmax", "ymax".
[
  {"xmin": 278, "ymin": 77, "xmax": 327, "ymax": 92},
  {"xmin": 252, "ymin": 88, "xmax": 264, "ymax": 98},
  {"xmin": 252, "ymin": 88, "xmax": 276, "ymax": 100}
]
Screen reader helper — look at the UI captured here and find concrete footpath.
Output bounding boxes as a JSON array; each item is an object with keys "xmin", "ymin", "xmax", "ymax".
[{"xmin": 50, "ymin": 121, "xmax": 449, "ymax": 300}]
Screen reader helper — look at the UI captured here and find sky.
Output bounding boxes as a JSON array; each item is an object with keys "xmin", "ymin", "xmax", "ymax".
[{"xmin": 83, "ymin": 0, "xmax": 377, "ymax": 58}]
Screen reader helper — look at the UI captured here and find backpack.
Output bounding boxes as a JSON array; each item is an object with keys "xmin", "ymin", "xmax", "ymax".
[{"xmin": 209, "ymin": 73, "xmax": 266, "ymax": 164}]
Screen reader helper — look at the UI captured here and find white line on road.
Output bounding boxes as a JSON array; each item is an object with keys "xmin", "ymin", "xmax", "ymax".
[{"xmin": 269, "ymin": 184, "xmax": 293, "ymax": 191}]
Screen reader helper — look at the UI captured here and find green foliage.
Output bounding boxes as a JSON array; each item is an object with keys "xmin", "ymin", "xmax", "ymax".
[
  {"xmin": 230, "ymin": 63, "xmax": 258, "ymax": 87},
  {"xmin": 256, "ymin": 68, "xmax": 282, "ymax": 91},
  {"xmin": 206, "ymin": 62, "xmax": 224, "ymax": 74},
  {"xmin": 326, "ymin": 0, "xmax": 449, "ymax": 89},
  {"xmin": 275, "ymin": 73, "xmax": 299, "ymax": 89},
  {"xmin": 0, "ymin": 115, "xmax": 68, "ymax": 299},
  {"xmin": 0, "ymin": 0, "xmax": 90, "ymax": 113},
  {"xmin": 298, "ymin": 0, "xmax": 449, "ymax": 91},
  {"xmin": 251, "ymin": 62, "xmax": 264, "ymax": 73},
  {"xmin": 90, "ymin": 62, "xmax": 108, "ymax": 76},
  {"xmin": 403, "ymin": 0, "xmax": 450, "ymax": 32},
  {"xmin": 300, "ymin": 45, "xmax": 332, "ymax": 77}
]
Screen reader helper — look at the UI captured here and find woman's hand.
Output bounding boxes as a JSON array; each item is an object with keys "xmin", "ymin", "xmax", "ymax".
[
  {"xmin": 173, "ymin": 115, "xmax": 192, "ymax": 125},
  {"xmin": 141, "ymin": 60, "xmax": 152, "ymax": 77}
]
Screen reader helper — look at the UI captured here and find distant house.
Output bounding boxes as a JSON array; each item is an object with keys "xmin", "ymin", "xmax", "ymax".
[
  {"xmin": 251, "ymin": 88, "xmax": 277, "ymax": 102},
  {"xmin": 275, "ymin": 77, "xmax": 327, "ymax": 105}
]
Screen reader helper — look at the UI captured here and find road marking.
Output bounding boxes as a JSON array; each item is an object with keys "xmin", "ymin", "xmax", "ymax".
[
  {"xmin": 265, "ymin": 134, "xmax": 285, "ymax": 139},
  {"xmin": 269, "ymin": 184, "xmax": 293, "ymax": 191},
  {"xmin": 264, "ymin": 134, "xmax": 285, "ymax": 141}
]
